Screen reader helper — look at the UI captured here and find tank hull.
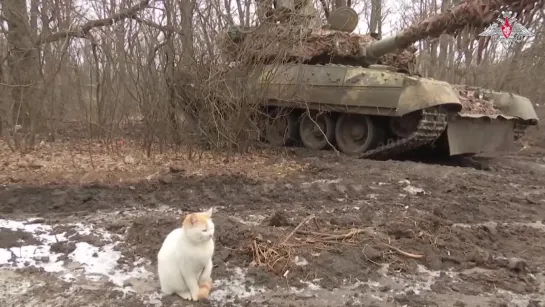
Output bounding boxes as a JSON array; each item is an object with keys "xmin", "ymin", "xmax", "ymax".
[
  {"xmin": 253, "ymin": 63, "xmax": 538, "ymax": 158},
  {"xmin": 258, "ymin": 63, "xmax": 462, "ymax": 116}
]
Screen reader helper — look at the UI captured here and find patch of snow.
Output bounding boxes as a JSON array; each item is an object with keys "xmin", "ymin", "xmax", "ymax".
[
  {"xmin": 452, "ymin": 221, "xmax": 545, "ymax": 232},
  {"xmin": 402, "ymin": 185, "xmax": 425, "ymax": 195},
  {"xmin": 143, "ymin": 267, "xmax": 266, "ymax": 307},
  {"xmin": 0, "ymin": 218, "xmax": 152, "ymax": 290},
  {"xmin": 397, "ymin": 179, "xmax": 426, "ymax": 195},
  {"xmin": 0, "ymin": 244, "xmax": 65, "ymax": 273},
  {"xmin": 0, "ymin": 219, "xmax": 66, "ymax": 244},
  {"xmin": 292, "ymin": 256, "xmax": 308, "ymax": 266},
  {"xmin": 0, "ymin": 219, "xmax": 67, "ymax": 272},
  {"xmin": 69, "ymin": 242, "xmax": 147, "ymax": 286},
  {"xmin": 209, "ymin": 267, "xmax": 266, "ymax": 302},
  {"xmin": 301, "ymin": 178, "xmax": 342, "ymax": 188},
  {"xmin": 230, "ymin": 214, "xmax": 266, "ymax": 226},
  {"xmin": 142, "ymin": 292, "xmax": 164, "ymax": 307},
  {"xmin": 301, "ymin": 279, "xmax": 322, "ymax": 290}
]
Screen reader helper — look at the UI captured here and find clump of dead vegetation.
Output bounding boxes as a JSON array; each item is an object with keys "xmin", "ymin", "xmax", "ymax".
[
  {"xmin": 249, "ymin": 214, "xmax": 424, "ymax": 276},
  {"xmin": 453, "ymin": 85, "xmax": 502, "ymax": 115}
]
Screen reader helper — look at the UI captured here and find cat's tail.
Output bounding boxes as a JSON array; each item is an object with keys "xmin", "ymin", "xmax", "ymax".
[{"xmin": 198, "ymin": 279, "xmax": 213, "ymax": 299}]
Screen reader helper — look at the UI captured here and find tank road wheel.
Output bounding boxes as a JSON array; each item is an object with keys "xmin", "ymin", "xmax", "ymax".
[
  {"xmin": 264, "ymin": 108, "xmax": 299, "ymax": 147},
  {"xmin": 298, "ymin": 112, "xmax": 335, "ymax": 150},
  {"xmin": 335, "ymin": 113, "xmax": 379, "ymax": 156}
]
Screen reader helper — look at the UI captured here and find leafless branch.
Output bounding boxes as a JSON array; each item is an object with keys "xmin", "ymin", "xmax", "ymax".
[{"xmin": 35, "ymin": 0, "xmax": 151, "ymax": 45}]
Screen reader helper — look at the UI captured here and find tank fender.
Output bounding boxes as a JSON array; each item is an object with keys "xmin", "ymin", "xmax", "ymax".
[
  {"xmin": 489, "ymin": 91, "xmax": 539, "ymax": 121},
  {"xmin": 396, "ymin": 76, "xmax": 462, "ymax": 116}
]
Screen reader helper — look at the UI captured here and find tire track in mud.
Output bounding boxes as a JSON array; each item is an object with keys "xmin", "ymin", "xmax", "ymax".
[
  {"xmin": 1, "ymin": 171, "xmax": 545, "ymax": 224},
  {"xmin": 0, "ymin": 176, "xmax": 398, "ymax": 214}
]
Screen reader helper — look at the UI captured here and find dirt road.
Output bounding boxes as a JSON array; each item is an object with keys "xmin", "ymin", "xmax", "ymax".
[{"xmin": 1, "ymin": 125, "xmax": 545, "ymax": 307}]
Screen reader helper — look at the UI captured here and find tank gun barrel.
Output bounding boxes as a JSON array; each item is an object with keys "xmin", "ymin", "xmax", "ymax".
[
  {"xmin": 363, "ymin": 0, "xmax": 540, "ymax": 61},
  {"xmin": 364, "ymin": 34, "xmax": 412, "ymax": 61}
]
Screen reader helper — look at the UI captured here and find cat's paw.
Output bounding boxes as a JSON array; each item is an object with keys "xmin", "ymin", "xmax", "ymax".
[
  {"xmin": 190, "ymin": 292, "xmax": 200, "ymax": 301},
  {"xmin": 177, "ymin": 291, "xmax": 192, "ymax": 300},
  {"xmin": 198, "ymin": 286, "xmax": 210, "ymax": 300}
]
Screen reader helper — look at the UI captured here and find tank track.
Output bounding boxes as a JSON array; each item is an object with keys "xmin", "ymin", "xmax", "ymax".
[
  {"xmin": 358, "ymin": 107, "xmax": 448, "ymax": 160},
  {"xmin": 514, "ymin": 121, "xmax": 529, "ymax": 140}
]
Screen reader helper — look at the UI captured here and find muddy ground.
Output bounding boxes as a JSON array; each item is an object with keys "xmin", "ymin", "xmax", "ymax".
[{"xmin": 1, "ymin": 118, "xmax": 545, "ymax": 307}]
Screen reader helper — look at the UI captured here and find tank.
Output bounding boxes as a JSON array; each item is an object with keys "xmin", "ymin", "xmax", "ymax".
[{"xmin": 219, "ymin": 7, "xmax": 539, "ymax": 160}]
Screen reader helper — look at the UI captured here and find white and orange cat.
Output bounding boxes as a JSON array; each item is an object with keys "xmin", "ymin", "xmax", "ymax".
[{"xmin": 157, "ymin": 208, "xmax": 215, "ymax": 301}]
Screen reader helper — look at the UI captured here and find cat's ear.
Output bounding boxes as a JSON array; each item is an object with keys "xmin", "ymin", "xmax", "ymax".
[
  {"xmin": 189, "ymin": 214, "xmax": 199, "ymax": 224},
  {"xmin": 204, "ymin": 207, "xmax": 214, "ymax": 217},
  {"xmin": 183, "ymin": 213, "xmax": 199, "ymax": 226}
]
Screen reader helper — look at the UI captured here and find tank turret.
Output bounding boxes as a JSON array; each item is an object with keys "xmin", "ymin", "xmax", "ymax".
[{"xmin": 220, "ymin": 7, "xmax": 417, "ymax": 73}]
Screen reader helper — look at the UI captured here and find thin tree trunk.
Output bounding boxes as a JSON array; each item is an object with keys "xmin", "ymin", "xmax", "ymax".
[
  {"xmin": 369, "ymin": 0, "xmax": 382, "ymax": 38},
  {"xmin": 4, "ymin": 0, "xmax": 42, "ymax": 149}
]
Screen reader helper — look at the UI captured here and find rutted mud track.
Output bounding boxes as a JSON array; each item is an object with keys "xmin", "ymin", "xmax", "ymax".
[{"xmin": 1, "ymin": 141, "xmax": 545, "ymax": 306}]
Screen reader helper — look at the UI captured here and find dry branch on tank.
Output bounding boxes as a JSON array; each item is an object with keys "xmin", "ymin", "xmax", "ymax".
[
  {"xmin": 218, "ymin": 25, "xmax": 374, "ymax": 60},
  {"xmin": 219, "ymin": 0, "xmax": 542, "ymax": 75},
  {"xmin": 453, "ymin": 85, "xmax": 502, "ymax": 115},
  {"xmin": 218, "ymin": 24, "xmax": 417, "ymax": 72}
]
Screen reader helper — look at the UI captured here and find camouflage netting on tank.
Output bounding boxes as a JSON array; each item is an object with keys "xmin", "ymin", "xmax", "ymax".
[
  {"xmin": 452, "ymin": 85, "xmax": 502, "ymax": 115},
  {"xmin": 217, "ymin": 24, "xmax": 417, "ymax": 73},
  {"xmin": 378, "ymin": 46, "xmax": 417, "ymax": 73},
  {"xmin": 398, "ymin": 0, "xmax": 542, "ymax": 49}
]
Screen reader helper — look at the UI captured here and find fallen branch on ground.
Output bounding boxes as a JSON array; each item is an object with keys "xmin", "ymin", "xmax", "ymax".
[
  {"xmin": 281, "ymin": 214, "xmax": 314, "ymax": 245},
  {"xmin": 380, "ymin": 243, "xmax": 424, "ymax": 259},
  {"xmin": 250, "ymin": 216, "xmax": 368, "ymax": 274}
]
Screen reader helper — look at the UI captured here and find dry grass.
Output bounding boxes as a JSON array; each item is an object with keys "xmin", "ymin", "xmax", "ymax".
[
  {"xmin": 249, "ymin": 214, "xmax": 424, "ymax": 275},
  {"xmin": 0, "ymin": 139, "xmax": 307, "ymax": 185}
]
